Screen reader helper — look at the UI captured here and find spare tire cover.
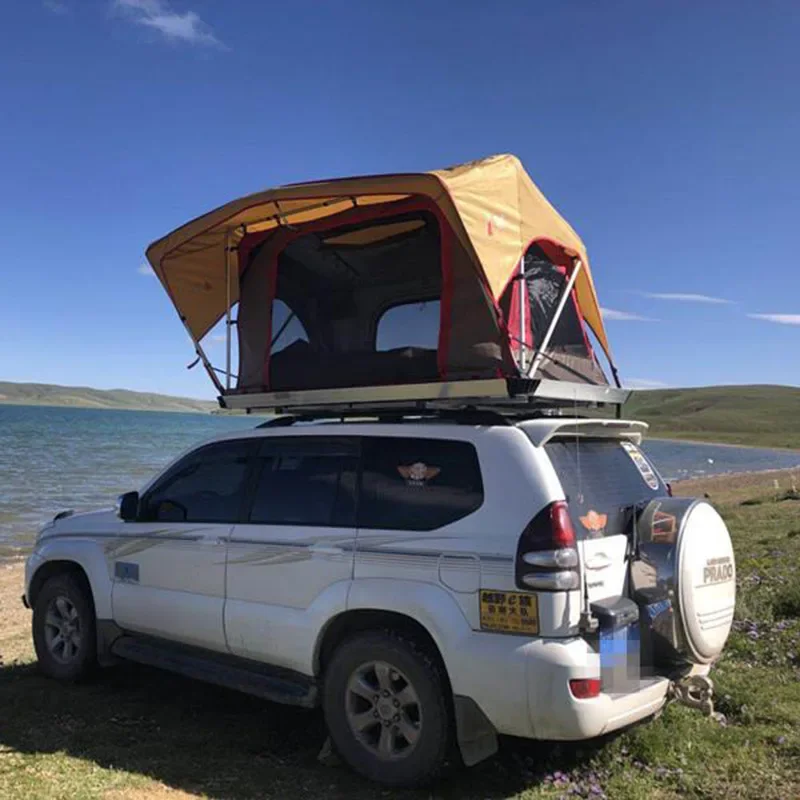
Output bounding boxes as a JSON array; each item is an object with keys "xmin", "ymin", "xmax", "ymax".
[{"xmin": 634, "ymin": 498, "xmax": 736, "ymax": 665}]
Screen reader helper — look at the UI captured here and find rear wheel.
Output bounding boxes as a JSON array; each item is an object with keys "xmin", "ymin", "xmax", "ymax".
[
  {"xmin": 323, "ymin": 631, "xmax": 452, "ymax": 786},
  {"xmin": 32, "ymin": 573, "xmax": 97, "ymax": 681}
]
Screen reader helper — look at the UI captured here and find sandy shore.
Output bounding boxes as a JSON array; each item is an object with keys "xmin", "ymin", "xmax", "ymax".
[
  {"xmin": 671, "ymin": 465, "xmax": 799, "ymax": 503},
  {"xmin": 0, "ymin": 557, "xmax": 30, "ymax": 664}
]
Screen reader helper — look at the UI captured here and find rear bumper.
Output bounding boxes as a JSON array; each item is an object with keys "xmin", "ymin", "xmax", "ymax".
[
  {"xmin": 535, "ymin": 674, "xmax": 670, "ymax": 740},
  {"xmin": 445, "ymin": 631, "xmax": 671, "ymax": 741}
]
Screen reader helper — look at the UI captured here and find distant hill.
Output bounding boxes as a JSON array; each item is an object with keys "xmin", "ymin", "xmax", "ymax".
[
  {"xmin": 0, "ymin": 381, "xmax": 217, "ymax": 414},
  {"xmin": 1, "ymin": 381, "xmax": 798, "ymax": 449},
  {"xmin": 624, "ymin": 384, "xmax": 800, "ymax": 450}
]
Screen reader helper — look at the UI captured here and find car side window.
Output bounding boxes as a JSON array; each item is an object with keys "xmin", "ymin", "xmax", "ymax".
[
  {"xmin": 141, "ymin": 440, "xmax": 253, "ymax": 523},
  {"xmin": 358, "ymin": 437, "xmax": 484, "ymax": 531},
  {"xmin": 248, "ymin": 438, "xmax": 358, "ymax": 527}
]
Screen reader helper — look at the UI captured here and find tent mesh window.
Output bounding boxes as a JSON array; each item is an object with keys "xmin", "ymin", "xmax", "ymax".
[{"xmin": 499, "ymin": 244, "xmax": 607, "ymax": 386}]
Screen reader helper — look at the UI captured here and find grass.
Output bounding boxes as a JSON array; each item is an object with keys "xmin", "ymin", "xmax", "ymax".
[
  {"xmin": 623, "ymin": 385, "xmax": 800, "ymax": 450},
  {"xmin": 1, "ymin": 469, "xmax": 799, "ymax": 799}
]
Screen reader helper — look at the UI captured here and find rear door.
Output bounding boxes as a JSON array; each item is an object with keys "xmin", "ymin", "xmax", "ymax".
[
  {"xmin": 224, "ymin": 436, "xmax": 359, "ymax": 666},
  {"xmin": 544, "ymin": 438, "xmax": 666, "ymax": 604}
]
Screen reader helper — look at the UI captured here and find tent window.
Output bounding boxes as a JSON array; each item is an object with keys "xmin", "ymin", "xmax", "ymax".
[
  {"xmin": 254, "ymin": 209, "xmax": 443, "ymax": 392},
  {"xmin": 376, "ymin": 300, "xmax": 440, "ymax": 351},
  {"xmin": 271, "ymin": 300, "xmax": 308, "ymax": 355},
  {"xmin": 496, "ymin": 243, "xmax": 607, "ymax": 385},
  {"xmin": 523, "ymin": 246, "xmax": 586, "ymax": 352}
]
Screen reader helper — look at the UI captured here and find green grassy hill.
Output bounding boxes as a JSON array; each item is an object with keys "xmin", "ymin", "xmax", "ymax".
[
  {"xmin": 0, "ymin": 381, "xmax": 216, "ymax": 414},
  {"xmin": 624, "ymin": 384, "xmax": 800, "ymax": 450}
]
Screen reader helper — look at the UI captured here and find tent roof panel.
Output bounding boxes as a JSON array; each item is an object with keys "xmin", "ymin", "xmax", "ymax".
[{"xmin": 145, "ymin": 154, "xmax": 611, "ymax": 360}]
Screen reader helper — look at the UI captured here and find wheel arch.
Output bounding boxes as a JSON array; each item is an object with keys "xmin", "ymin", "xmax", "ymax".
[
  {"xmin": 28, "ymin": 560, "xmax": 95, "ymax": 612},
  {"xmin": 316, "ymin": 608, "xmax": 449, "ymax": 682}
]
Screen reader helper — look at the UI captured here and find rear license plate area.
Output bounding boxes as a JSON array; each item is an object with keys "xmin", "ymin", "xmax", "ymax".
[{"xmin": 600, "ymin": 622, "xmax": 640, "ymax": 692}]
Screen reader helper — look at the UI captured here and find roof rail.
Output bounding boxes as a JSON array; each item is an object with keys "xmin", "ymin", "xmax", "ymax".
[{"xmin": 255, "ymin": 407, "xmax": 521, "ymax": 428}]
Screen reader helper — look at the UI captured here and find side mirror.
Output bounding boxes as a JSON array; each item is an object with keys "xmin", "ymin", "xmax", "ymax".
[{"xmin": 117, "ymin": 491, "xmax": 140, "ymax": 522}]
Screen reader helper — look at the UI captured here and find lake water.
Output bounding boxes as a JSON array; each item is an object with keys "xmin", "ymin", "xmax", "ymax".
[{"xmin": 1, "ymin": 404, "xmax": 799, "ymax": 548}]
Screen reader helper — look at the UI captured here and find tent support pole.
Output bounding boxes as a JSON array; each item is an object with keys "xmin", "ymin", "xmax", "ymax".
[
  {"xmin": 224, "ymin": 233, "xmax": 233, "ymax": 392},
  {"xmin": 526, "ymin": 259, "xmax": 583, "ymax": 379},
  {"xmin": 518, "ymin": 256, "xmax": 527, "ymax": 372},
  {"xmin": 182, "ymin": 320, "xmax": 224, "ymax": 394}
]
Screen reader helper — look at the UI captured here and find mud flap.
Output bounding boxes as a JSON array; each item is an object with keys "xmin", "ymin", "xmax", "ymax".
[
  {"xmin": 96, "ymin": 619, "xmax": 124, "ymax": 668},
  {"xmin": 454, "ymin": 695, "xmax": 499, "ymax": 766}
]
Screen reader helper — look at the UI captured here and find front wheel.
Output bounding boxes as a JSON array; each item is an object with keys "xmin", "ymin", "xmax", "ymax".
[
  {"xmin": 32, "ymin": 573, "xmax": 97, "ymax": 681},
  {"xmin": 323, "ymin": 631, "xmax": 452, "ymax": 786}
]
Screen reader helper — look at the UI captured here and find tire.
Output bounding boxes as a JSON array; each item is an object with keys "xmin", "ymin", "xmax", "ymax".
[
  {"xmin": 323, "ymin": 630, "xmax": 452, "ymax": 787},
  {"xmin": 32, "ymin": 573, "xmax": 97, "ymax": 681}
]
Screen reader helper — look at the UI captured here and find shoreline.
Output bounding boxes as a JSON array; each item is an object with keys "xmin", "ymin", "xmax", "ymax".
[
  {"xmin": 0, "ymin": 399, "xmax": 214, "ymax": 415},
  {"xmin": 671, "ymin": 463, "xmax": 798, "ymax": 488},
  {"xmin": 648, "ymin": 436, "xmax": 800, "ymax": 454},
  {"xmin": 2, "ymin": 403, "xmax": 798, "ymax": 450}
]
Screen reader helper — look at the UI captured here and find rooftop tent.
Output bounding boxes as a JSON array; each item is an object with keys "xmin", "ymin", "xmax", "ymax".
[{"xmin": 145, "ymin": 154, "xmax": 619, "ymax": 405}]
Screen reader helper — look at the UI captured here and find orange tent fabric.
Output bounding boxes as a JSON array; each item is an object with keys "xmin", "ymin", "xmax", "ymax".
[{"xmin": 145, "ymin": 154, "xmax": 611, "ymax": 360}]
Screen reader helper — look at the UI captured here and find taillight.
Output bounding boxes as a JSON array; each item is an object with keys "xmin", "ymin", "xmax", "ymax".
[
  {"xmin": 550, "ymin": 501, "xmax": 576, "ymax": 548},
  {"xmin": 515, "ymin": 501, "xmax": 580, "ymax": 592},
  {"xmin": 569, "ymin": 678, "xmax": 601, "ymax": 699}
]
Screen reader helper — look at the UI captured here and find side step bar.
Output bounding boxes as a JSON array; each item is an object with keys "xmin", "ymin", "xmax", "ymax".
[{"xmin": 111, "ymin": 636, "xmax": 318, "ymax": 708}]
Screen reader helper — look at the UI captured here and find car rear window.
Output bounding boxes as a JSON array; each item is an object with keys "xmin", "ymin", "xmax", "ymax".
[{"xmin": 544, "ymin": 438, "xmax": 665, "ymax": 539}]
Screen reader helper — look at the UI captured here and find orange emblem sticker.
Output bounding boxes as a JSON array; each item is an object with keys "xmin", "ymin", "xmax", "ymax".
[
  {"xmin": 580, "ymin": 510, "xmax": 608, "ymax": 534},
  {"xmin": 397, "ymin": 462, "xmax": 441, "ymax": 487}
]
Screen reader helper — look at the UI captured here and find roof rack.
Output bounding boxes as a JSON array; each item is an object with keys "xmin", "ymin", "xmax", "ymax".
[{"xmin": 223, "ymin": 377, "xmax": 630, "ymax": 417}]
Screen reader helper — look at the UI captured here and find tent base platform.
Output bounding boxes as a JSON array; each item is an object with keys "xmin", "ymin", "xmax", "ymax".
[{"xmin": 220, "ymin": 378, "xmax": 630, "ymax": 416}]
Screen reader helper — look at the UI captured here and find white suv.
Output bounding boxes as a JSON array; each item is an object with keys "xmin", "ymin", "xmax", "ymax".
[{"xmin": 24, "ymin": 413, "xmax": 736, "ymax": 786}]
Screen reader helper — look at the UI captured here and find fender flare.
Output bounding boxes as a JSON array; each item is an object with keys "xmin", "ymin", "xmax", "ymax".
[{"xmin": 27, "ymin": 538, "xmax": 114, "ymax": 619}]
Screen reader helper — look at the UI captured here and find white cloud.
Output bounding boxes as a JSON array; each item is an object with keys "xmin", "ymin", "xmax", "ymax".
[
  {"xmin": 210, "ymin": 334, "xmax": 226, "ymax": 342},
  {"xmin": 44, "ymin": 0, "xmax": 69, "ymax": 13},
  {"xmin": 114, "ymin": 0, "xmax": 223, "ymax": 47},
  {"xmin": 137, "ymin": 263, "xmax": 154, "ymax": 276},
  {"xmin": 625, "ymin": 378, "xmax": 669, "ymax": 390},
  {"xmin": 640, "ymin": 292, "xmax": 732, "ymax": 305},
  {"xmin": 601, "ymin": 307, "xmax": 658, "ymax": 322},
  {"xmin": 747, "ymin": 313, "xmax": 800, "ymax": 326}
]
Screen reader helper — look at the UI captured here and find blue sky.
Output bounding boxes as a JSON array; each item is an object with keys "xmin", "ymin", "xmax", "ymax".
[{"xmin": 1, "ymin": 1, "xmax": 798, "ymax": 398}]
